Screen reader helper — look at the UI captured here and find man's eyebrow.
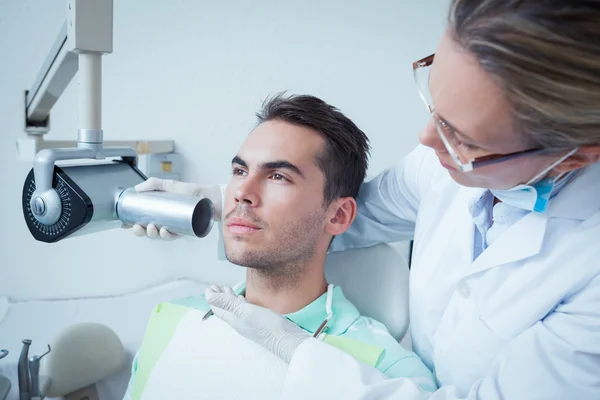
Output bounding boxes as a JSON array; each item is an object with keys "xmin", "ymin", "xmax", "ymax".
[
  {"xmin": 231, "ymin": 156, "xmax": 305, "ymax": 178},
  {"xmin": 262, "ymin": 160, "xmax": 304, "ymax": 178},
  {"xmin": 231, "ymin": 156, "xmax": 247, "ymax": 167}
]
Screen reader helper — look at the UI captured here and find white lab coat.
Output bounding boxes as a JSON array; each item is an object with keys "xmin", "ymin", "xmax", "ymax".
[{"xmin": 282, "ymin": 145, "xmax": 600, "ymax": 399}]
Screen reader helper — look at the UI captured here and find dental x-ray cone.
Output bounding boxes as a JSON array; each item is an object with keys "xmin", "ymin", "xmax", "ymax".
[{"xmin": 22, "ymin": 160, "xmax": 215, "ymax": 243}]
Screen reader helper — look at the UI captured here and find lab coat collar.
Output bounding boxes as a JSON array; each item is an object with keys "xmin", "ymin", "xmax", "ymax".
[
  {"xmin": 466, "ymin": 207, "xmax": 548, "ymax": 276},
  {"xmin": 462, "ymin": 162, "xmax": 600, "ymax": 277},
  {"xmin": 284, "ymin": 285, "xmax": 360, "ymax": 336},
  {"xmin": 448, "ymin": 183, "xmax": 547, "ymax": 277},
  {"xmin": 547, "ymin": 162, "xmax": 600, "ymax": 220}
]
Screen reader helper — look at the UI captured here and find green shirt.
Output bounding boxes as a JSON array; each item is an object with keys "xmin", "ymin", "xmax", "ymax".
[{"xmin": 123, "ymin": 284, "xmax": 436, "ymax": 399}]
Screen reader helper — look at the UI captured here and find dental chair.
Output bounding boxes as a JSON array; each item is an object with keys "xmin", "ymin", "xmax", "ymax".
[
  {"xmin": 124, "ymin": 241, "xmax": 414, "ymax": 400},
  {"xmin": 0, "ymin": 375, "xmax": 9, "ymax": 400},
  {"xmin": 325, "ymin": 241, "xmax": 411, "ymax": 342}
]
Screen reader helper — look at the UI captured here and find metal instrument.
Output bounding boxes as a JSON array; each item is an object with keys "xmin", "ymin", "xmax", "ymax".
[
  {"xmin": 312, "ymin": 317, "xmax": 330, "ymax": 338},
  {"xmin": 313, "ymin": 284, "xmax": 335, "ymax": 338},
  {"xmin": 17, "ymin": 340, "xmax": 52, "ymax": 400},
  {"xmin": 18, "ymin": 340, "xmax": 32, "ymax": 400},
  {"xmin": 202, "ymin": 310, "xmax": 215, "ymax": 321},
  {"xmin": 29, "ymin": 345, "xmax": 51, "ymax": 400}
]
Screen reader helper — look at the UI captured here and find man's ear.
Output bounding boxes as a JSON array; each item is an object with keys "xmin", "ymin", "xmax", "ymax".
[
  {"xmin": 555, "ymin": 146, "xmax": 600, "ymax": 173},
  {"xmin": 324, "ymin": 197, "xmax": 357, "ymax": 236}
]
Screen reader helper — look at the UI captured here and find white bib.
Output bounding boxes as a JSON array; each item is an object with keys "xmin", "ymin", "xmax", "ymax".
[{"xmin": 140, "ymin": 308, "xmax": 288, "ymax": 400}]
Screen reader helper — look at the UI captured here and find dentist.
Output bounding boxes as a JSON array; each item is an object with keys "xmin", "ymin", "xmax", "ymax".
[{"xmin": 131, "ymin": 0, "xmax": 600, "ymax": 398}]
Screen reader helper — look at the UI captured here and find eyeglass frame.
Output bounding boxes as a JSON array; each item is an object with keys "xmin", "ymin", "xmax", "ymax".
[{"xmin": 412, "ymin": 53, "xmax": 561, "ymax": 172}]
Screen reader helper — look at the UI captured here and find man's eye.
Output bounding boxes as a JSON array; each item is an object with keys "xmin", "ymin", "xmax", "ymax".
[
  {"xmin": 232, "ymin": 167, "xmax": 247, "ymax": 175},
  {"xmin": 270, "ymin": 173, "xmax": 288, "ymax": 182}
]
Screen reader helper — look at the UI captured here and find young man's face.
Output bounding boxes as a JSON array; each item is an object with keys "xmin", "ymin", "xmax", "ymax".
[{"xmin": 222, "ymin": 119, "xmax": 331, "ymax": 271}]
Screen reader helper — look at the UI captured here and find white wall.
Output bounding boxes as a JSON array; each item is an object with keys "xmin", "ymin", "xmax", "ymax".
[{"xmin": 0, "ymin": 0, "xmax": 448, "ymax": 300}]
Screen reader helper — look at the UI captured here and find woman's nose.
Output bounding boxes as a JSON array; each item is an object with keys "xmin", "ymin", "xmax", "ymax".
[{"xmin": 419, "ymin": 118, "xmax": 446, "ymax": 152}]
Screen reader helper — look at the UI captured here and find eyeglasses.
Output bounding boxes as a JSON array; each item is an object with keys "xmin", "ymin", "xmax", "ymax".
[{"xmin": 412, "ymin": 54, "xmax": 557, "ymax": 172}]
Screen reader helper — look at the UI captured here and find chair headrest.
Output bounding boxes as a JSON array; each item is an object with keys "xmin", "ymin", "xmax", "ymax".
[
  {"xmin": 40, "ymin": 323, "xmax": 126, "ymax": 397},
  {"xmin": 325, "ymin": 242, "xmax": 410, "ymax": 341}
]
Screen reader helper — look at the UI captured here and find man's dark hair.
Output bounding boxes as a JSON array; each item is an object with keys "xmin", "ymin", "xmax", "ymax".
[{"xmin": 255, "ymin": 92, "xmax": 371, "ymax": 205}]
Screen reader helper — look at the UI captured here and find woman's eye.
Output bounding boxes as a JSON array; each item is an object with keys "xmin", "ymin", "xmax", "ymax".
[
  {"xmin": 448, "ymin": 129, "xmax": 479, "ymax": 151},
  {"xmin": 439, "ymin": 119, "xmax": 452, "ymax": 132},
  {"xmin": 438, "ymin": 121, "xmax": 461, "ymax": 145},
  {"xmin": 436, "ymin": 115, "xmax": 480, "ymax": 152},
  {"xmin": 447, "ymin": 130, "xmax": 462, "ymax": 147},
  {"xmin": 453, "ymin": 136, "xmax": 479, "ymax": 151},
  {"xmin": 460, "ymin": 142, "xmax": 479, "ymax": 150}
]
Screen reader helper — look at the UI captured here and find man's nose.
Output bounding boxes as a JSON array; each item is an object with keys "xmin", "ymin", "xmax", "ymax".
[
  {"xmin": 419, "ymin": 118, "xmax": 446, "ymax": 152},
  {"xmin": 234, "ymin": 176, "xmax": 260, "ymax": 206}
]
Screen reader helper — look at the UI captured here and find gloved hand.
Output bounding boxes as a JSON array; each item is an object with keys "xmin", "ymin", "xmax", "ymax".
[
  {"xmin": 205, "ymin": 285, "xmax": 311, "ymax": 363},
  {"xmin": 121, "ymin": 177, "xmax": 223, "ymax": 240}
]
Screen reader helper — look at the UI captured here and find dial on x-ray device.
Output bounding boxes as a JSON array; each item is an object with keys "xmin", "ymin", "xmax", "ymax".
[{"xmin": 21, "ymin": 0, "xmax": 216, "ymax": 243}]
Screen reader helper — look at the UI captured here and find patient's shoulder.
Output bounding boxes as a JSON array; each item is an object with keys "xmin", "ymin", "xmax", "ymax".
[
  {"xmin": 168, "ymin": 294, "xmax": 211, "ymax": 313},
  {"xmin": 342, "ymin": 316, "xmax": 435, "ymax": 388},
  {"xmin": 342, "ymin": 316, "xmax": 412, "ymax": 366},
  {"xmin": 145, "ymin": 295, "xmax": 210, "ymax": 321}
]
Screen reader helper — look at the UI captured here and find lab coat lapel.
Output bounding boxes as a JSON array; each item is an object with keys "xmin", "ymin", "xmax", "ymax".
[
  {"xmin": 466, "ymin": 211, "xmax": 548, "ymax": 277},
  {"xmin": 547, "ymin": 162, "xmax": 600, "ymax": 220},
  {"xmin": 464, "ymin": 163, "xmax": 600, "ymax": 277}
]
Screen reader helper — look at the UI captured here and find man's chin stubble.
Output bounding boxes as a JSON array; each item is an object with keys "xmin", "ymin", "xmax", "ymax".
[{"xmin": 224, "ymin": 251, "xmax": 310, "ymax": 290}]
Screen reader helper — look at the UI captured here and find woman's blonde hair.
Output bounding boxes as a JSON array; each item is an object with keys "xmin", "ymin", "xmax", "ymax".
[{"xmin": 449, "ymin": 0, "xmax": 600, "ymax": 148}]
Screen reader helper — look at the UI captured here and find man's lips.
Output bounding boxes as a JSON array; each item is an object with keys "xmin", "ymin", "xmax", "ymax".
[{"xmin": 226, "ymin": 217, "xmax": 262, "ymax": 234}]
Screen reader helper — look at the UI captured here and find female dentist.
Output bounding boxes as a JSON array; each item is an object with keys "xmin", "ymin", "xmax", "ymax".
[{"xmin": 131, "ymin": 0, "xmax": 600, "ymax": 398}]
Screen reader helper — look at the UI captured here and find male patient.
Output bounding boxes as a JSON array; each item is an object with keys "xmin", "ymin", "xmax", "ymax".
[{"xmin": 123, "ymin": 94, "xmax": 435, "ymax": 399}]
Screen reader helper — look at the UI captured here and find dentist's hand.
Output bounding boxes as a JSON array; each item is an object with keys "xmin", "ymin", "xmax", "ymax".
[
  {"xmin": 205, "ymin": 285, "xmax": 310, "ymax": 363},
  {"xmin": 122, "ymin": 177, "xmax": 223, "ymax": 240}
]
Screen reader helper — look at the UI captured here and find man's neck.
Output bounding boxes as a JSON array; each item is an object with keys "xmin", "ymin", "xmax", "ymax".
[{"xmin": 244, "ymin": 261, "xmax": 327, "ymax": 315}]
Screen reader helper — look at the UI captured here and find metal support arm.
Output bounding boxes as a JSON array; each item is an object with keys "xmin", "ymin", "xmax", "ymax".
[
  {"xmin": 25, "ymin": 23, "xmax": 76, "ymax": 130},
  {"xmin": 20, "ymin": 0, "xmax": 173, "ymax": 163}
]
